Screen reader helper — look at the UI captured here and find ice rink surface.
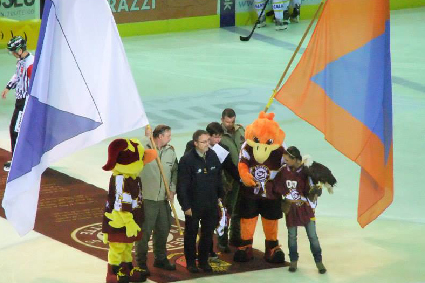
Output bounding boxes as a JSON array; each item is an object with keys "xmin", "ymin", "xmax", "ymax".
[{"xmin": 0, "ymin": 7, "xmax": 424, "ymax": 283}]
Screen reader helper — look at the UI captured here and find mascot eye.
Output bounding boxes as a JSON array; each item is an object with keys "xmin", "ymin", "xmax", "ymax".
[
  {"xmin": 266, "ymin": 139, "xmax": 273, "ymax": 145},
  {"xmin": 253, "ymin": 137, "xmax": 260, "ymax": 143}
]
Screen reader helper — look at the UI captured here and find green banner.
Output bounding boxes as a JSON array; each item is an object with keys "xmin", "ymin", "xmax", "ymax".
[{"xmin": 0, "ymin": 0, "xmax": 40, "ymax": 20}]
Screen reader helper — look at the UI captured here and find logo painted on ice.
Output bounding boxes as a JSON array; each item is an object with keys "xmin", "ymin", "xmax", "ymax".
[{"xmin": 71, "ymin": 223, "xmax": 185, "ymax": 252}]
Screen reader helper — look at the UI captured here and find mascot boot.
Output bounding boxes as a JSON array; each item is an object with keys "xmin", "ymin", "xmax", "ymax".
[
  {"xmin": 233, "ymin": 239, "xmax": 254, "ymax": 262},
  {"xmin": 264, "ymin": 240, "xmax": 285, "ymax": 263},
  {"xmin": 262, "ymin": 217, "xmax": 284, "ymax": 263},
  {"xmin": 234, "ymin": 217, "xmax": 258, "ymax": 262},
  {"xmin": 121, "ymin": 262, "xmax": 147, "ymax": 282},
  {"xmin": 106, "ymin": 264, "xmax": 129, "ymax": 283}
]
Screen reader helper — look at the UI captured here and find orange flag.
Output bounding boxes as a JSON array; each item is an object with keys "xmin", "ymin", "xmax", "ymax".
[{"xmin": 275, "ymin": 0, "xmax": 393, "ymax": 227}]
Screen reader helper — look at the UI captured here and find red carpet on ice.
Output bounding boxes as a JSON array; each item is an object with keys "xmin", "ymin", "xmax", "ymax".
[{"xmin": 0, "ymin": 149, "xmax": 288, "ymax": 282}]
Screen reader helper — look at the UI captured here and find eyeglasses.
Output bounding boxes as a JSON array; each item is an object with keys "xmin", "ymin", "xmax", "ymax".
[{"xmin": 197, "ymin": 140, "xmax": 209, "ymax": 144}]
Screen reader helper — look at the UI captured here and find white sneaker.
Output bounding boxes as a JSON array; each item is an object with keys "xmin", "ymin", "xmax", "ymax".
[
  {"xmin": 290, "ymin": 15, "xmax": 299, "ymax": 23},
  {"xmin": 275, "ymin": 20, "xmax": 288, "ymax": 31},
  {"xmin": 257, "ymin": 15, "xmax": 266, "ymax": 28}
]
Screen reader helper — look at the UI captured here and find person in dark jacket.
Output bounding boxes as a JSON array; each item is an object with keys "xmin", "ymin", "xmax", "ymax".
[
  {"xmin": 220, "ymin": 108, "xmax": 245, "ymax": 247},
  {"xmin": 185, "ymin": 122, "xmax": 239, "ymax": 182},
  {"xmin": 177, "ymin": 130, "xmax": 224, "ymax": 273},
  {"xmin": 185, "ymin": 122, "xmax": 240, "ymax": 255}
]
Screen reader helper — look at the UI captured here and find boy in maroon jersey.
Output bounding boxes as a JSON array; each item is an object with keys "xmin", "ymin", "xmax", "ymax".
[{"xmin": 272, "ymin": 146, "xmax": 327, "ymax": 274}]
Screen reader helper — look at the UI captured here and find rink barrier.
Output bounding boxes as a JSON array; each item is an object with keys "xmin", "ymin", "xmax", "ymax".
[{"xmin": 0, "ymin": 0, "xmax": 424, "ymax": 50}]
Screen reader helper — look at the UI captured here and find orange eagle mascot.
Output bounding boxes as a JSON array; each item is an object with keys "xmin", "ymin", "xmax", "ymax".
[{"xmin": 234, "ymin": 112, "xmax": 287, "ymax": 264}]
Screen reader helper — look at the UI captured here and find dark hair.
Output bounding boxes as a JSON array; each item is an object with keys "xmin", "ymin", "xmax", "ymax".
[
  {"xmin": 222, "ymin": 108, "xmax": 236, "ymax": 119},
  {"xmin": 192, "ymin": 130, "xmax": 209, "ymax": 142},
  {"xmin": 206, "ymin": 122, "xmax": 224, "ymax": 136},
  {"xmin": 153, "ymin": 124, "xmax": 171, "ymax": 138},
  {"xmin": 287, "ymin": 146, "xmax": 302, "ymax": 161}
]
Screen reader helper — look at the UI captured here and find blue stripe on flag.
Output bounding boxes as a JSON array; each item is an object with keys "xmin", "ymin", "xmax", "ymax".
[
  {"xmin": 311, "ymin": 20, "xmax": 392, "ymax": 160},
  {"xmin": 8, "ymin": 96, "xmax": 101, "ymax": 182}
]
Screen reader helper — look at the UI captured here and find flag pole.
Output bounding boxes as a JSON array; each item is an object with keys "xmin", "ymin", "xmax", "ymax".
[
  {"xmin": 146, "ymin": 125, "xmax": 183, "ymax": 235},
  {"xmin": 264, "ymin": 0, "xmax": 325, "ymax": 113}
]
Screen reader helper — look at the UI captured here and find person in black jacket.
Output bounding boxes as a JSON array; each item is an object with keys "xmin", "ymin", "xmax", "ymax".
[
  {"xmin": 185, "ymin": 122, "xmax": 240, "ymax": 255},
  {"xmin": 185, "ymin": 123, "xmax": 239, "ymax": 182},
  {"xmin": 177, "ymin": 130, "xmax": 224, "ymax": 273}
]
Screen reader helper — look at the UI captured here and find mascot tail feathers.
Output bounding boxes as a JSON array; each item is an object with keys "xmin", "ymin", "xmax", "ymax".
[{"xmin": 143, "ymin": 149, "xmax": 157, "ymax": 164}]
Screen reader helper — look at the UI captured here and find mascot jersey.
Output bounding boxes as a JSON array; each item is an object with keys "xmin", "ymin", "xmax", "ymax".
[
  {"xmin": 272, "ymin": 165, "xmax": 315, "ymax": 227},
  {"xmin": 239, "ymin": 142, "xmax": 286, "ymax": 200},
  {"xmin": 102, "ymin": 175, "xmax": 144, "ymax": 243}
]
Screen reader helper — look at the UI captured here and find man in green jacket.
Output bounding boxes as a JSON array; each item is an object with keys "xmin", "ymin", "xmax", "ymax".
[
  {"xmin": 220, "ymin": 108, "xmax": 245, "ymax": 247},
  {"xmin": 135, "ymin": 125, "xmax": 178, "ymax": 275}
]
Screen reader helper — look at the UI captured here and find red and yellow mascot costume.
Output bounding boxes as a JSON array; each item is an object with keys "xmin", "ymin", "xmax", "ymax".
[
  {"xmin": 234, "ymin": 112, "xmax": 287, "ymax": 263},
  {"xmin": 102, "ymin": 138, "xmax": 157, "ymax": 283}
]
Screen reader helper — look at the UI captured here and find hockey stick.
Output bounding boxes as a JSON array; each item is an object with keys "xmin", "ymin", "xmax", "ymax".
[{"xmin": 240, "ymin": 0, "xmax": 270, "ymax": 41}]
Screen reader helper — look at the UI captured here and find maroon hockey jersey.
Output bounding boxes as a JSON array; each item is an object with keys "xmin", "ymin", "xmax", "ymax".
[
  {"xmin": 239, "ymin": 142, "xmax": 286, "ymax": 200},
  {"xmin": 102, "ymin": 175, "xmax": 144, "ymax": 243},
  {"xmin": 272, "ymin": 165, "xmax": 315, "ymax": 227}
]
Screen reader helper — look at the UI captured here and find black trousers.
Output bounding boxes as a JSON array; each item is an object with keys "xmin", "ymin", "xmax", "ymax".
[
  {"xmin": 9, "ymin": 98, "xmax": 26, "ymax": 154},
  {"xmin": 184, "ymin": 209, "xmax": 217, "ymax": 266}
]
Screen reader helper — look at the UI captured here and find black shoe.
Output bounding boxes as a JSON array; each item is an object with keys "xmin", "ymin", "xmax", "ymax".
[
  {"xmin": 186, "ymin": 264, "xmax": 199, "ymax": 273},
  {"xmin": 138, "ymin": 263, "xmax": 151, "ymax": 276},
  {"xmin": 288, "ymin": 261, "xmax": 297, "ymax": 272},
  {"xmin": 209, "ymin": 251, "xmax": 219, "ymax": 259},
  {"xmin": 198, "ymin": 262, "xmax": 213, "ymax": 272},
  {"xmin": 153, "ymin": 259, "xmax": 176, "ymax": 271},
  {"xmin": 217, "ymin": 243, "xmax": 231, "ymax": 254},
  {"xmin": 316, "ymin": 262, "xmax": 327, "ymax": 274}
]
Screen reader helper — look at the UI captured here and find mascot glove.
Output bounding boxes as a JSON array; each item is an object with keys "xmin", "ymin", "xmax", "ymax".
[
  {"xmin": 103, "ymin": 233, "xmax": 109, "ymax": 244},
  {"xmin": 105, "ymin": 210, "xmax": 141, "ymax": 237},
  {"xmin": 241, "ymin": 173, "xmax": 256, "ymax": 187},
  {"xmin": 125, "ymin": 219, "xmax": 141, "ymax": 238},
  {"xmin": 119, "ymin": 211, "xmax": 141, "ymax": 237},
  {"xmin": 105, "ymin": 210, "xmax": 126, "ymax": 229},
  {"xmin": 239, "ymin": 163, "xmax": 256, "ymax": 187}
]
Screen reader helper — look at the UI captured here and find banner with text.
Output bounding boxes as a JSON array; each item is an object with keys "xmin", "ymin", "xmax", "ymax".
[
  {"xmin": 235, "ymin": 0, "xmax": 321, "ymax": 12},
  {"xmin": 110, "ymin": 0, "xmax": 217, "ymax": 24},
  {"xmin": 0, "ymin": 0, "xmax": 40, "ymax": 20}
]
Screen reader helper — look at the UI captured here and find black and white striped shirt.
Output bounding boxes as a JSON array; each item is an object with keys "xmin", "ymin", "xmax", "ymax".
[{"xmin": 6, "ymin": 53, "xmax": 34, "ymax": 100}]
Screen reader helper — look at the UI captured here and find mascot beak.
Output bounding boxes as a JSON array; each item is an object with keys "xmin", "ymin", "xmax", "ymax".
[{"xmin": 248, "ymin": 140, "xmax": 280, "ymax": 164}]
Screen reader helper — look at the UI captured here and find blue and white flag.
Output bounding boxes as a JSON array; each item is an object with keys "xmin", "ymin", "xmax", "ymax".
[{"xmin": 2, "ymin": 0, "xmax": 149, "ymax": 236}]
